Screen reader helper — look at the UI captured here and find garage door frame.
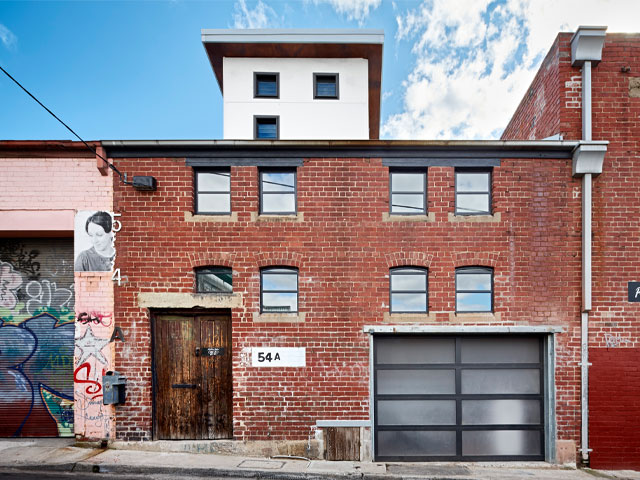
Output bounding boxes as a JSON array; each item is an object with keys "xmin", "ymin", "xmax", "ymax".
[{"xmin": 365, "ymin": 325, "xmax": 559, "ymax": 463}]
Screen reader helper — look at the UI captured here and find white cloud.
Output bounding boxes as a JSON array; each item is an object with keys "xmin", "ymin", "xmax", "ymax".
[
  {"xmin": 231, "ymin": 0, "xmax": 279, "ymax": 29},
  {"xmin": 383, "ymin": 0, "xmax": 640, "ymax": 140},
  {"xmin": 0, "ymin": 23, "xmax": 17, "ymax": 50},
  {"xmin": 313, "ymin": 0, "xmax": 381, "ymax": 24}
]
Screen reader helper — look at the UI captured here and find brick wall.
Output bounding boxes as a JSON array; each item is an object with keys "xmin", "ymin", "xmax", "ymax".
[
  {"xmin": 502, "ymin": 32, "xmax": 640, "ymax": 468},
  {"xmin": 112, "ymin": 154, "xmax": 583, "ymax": 444},
  {"xmin": 0, "ymin": 156, "xmax": 112, "ymax": 211}
]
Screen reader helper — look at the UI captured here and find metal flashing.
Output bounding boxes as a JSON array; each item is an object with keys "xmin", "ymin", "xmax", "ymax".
[
  {"xmin": 201, "ymin": 29, "xmax": 384, "ymax": 45},
  {"xmin": 363, "ymin": 325, "xmax": 564, "ymax": 334}
]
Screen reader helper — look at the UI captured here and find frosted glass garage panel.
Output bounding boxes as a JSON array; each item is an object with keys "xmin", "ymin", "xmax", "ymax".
[
  {"xmin": 377, "ymin": 400, "xmax": 456, "ymax": 426},
  {"xmin": 462, "ymin": 430, "xmax": 541, "ymax": 456},
  {"xmin": 462, "ymin": 400, "xmax": 541, "ymax": 425},
  {"xmin": 461, "ymin": 369, "xmax": 540, "ymax": 394},
  {"xmin": 376, "ymin": 337, "xmax": 455, "ymax": 364},
  {"xmin": 461, "ymin": 337, "xmax": 540, "ymax": 363},
  {"xmin": 378, "ymin": 431, "xmax": 456, "ymax": 456},
  {"xmin": 377, "ymin": 370, "xmax": 455, "ymax": 395}
]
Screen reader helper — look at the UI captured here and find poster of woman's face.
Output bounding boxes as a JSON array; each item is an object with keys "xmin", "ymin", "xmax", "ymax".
[{"xmin": 74, "ymin": 211, "xmax": 116, "ymax": 272}]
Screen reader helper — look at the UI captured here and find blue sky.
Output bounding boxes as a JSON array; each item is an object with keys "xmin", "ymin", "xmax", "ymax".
[{"xmin": 1, "ymin": 0, "xmax": 637, "ymax": 141}]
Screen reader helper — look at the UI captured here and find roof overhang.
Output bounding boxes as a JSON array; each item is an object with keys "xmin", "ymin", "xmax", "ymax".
[
  {"xmin": 101, "ymin": 139, "xmax": 581, "ymax": 161},
  {"xmin": 201, "ymin": 29, "xmax": 384, "ymax": 140}
]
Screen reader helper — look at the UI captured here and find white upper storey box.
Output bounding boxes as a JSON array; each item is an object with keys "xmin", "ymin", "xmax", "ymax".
[{"xmin": 201, "ymin": 29, "xmax": 384, "ymax": 140}]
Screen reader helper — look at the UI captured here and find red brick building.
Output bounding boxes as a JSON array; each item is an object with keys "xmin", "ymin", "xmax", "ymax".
[{"xmin": 503, "ymin": 27, "xmax": 640, "ymax": 470}]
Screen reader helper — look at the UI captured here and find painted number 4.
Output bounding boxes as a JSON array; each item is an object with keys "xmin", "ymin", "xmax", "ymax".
[
  {"xmin": 111, "ymin": 268, "xmax": 122, "ymax": 286},
  {"xmin": 257, "ymin": 351, "xmax": 281, "ymax": 362}
]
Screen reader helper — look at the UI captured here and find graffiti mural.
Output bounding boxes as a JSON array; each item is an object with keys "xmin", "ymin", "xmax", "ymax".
[{"xmin": 0, "ymin": 239, "xmax": 75, "ymax": 437}]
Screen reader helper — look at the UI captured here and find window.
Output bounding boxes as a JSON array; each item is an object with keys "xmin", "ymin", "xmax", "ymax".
[
  {"xmin": 254, "ymin": 72, "xmax": 279, "ymax": 98},
  {"xmin": 261, "ymin": 267, "xmax": 298, "ymax": 313},
  {"xmin": 456, "ymin": 267, "xmax": 493, "ymax": 313},
  {"xmin": 196, "ymin": 267, "xmax": 232, "ymax": 293},
  {"xmin": 389, "ymin": 170, "xmax": 427, "ymax": 215},
  {"xmin": 390, "ymin": 268, "xmax": 428, "ymax": 313},
  {"xmin": 314, "ymin": 73, "xmax": 339, "ymax": 99},
  {"xmin": 455, "ymin": 169, "xmax": 491, "ymax": 215},
  {"xmin": 260, "ymin": 169, "xmax": 296, "ymax": 214},
  {"xmin": 254, "ymin": 116, "xmax": 279, "ymax": 139},
  {"xmin": 195, "ymin": 170, "xmax": 230, "ymax": 214}
]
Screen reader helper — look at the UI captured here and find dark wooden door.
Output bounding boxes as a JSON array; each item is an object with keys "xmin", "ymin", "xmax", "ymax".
[{"xmin": 153, "ymin": 313, "xmax": 232, "ymax": 440}]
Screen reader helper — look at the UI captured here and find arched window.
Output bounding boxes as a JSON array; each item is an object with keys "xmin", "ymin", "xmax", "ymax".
[
  {"xmin": 390, "ymin": 267, "xmax": 428, "ymax": 313},
  {"xmin": 260, "ymin": 267, "xmax": 298, "ymax": 313},
  {"xmin": 455, "ymin": 267, "xmax": 493, "ymax": 312},
  {"xmin": 195, "ymin": 267, "xmax": 232, "ymax": 293}
]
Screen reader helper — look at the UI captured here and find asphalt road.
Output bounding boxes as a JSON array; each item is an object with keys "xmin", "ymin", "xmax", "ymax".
[{"xmin": 0, "ymin": 470, "xmax": 248, "ymax": 480}]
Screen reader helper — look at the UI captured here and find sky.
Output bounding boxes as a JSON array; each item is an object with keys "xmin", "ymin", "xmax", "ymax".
[{"xmin": 0, "ymin": 0, "xmax": 638, "ymax": 141}]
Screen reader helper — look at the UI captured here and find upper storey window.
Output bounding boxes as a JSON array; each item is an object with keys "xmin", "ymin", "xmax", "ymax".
[
  {"xmin": 314, "ymin": 73, "xmax": 339, "ymax": 99},
  {"xmin": 455, "ymin": 168, "xmax": 491, "ymax": 215},
  {"xmin": 254, "ymin": 73, "xmax": 279, "ymax": 98},
  {"xmin": 390, "ymin": 169, "xmax": 427, "ymax": 215},
  {"xmin": 255, "ymin": 116, "xmax": 279, "ymax": 139},
  {"xmin": 195, "ymin": 170, "xmax": 231, "ymax": 214},
  {"xmin": 456, "ymin": 267, "xmax": 493, "ymax": 313},
  {"xmin": 196, "ymin": 267, "xmax": 233, "ymax": 293},
  {"xmin": 260, "ymin": 169, "xmax": 296, "ymax": 215}
]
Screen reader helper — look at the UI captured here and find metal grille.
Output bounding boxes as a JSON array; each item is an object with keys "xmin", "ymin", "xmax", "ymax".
[
  {"xmin": 0, "ymin": 238, "xmax": 75, "ymax": 437},
  {"xmin": 374, "ymin": 335, "xmax": 545, "ymax": 461}
]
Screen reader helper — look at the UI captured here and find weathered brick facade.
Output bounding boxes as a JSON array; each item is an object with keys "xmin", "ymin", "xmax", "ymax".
[
  {"xmin": 110, "ymin": 150, "xmax": 583, "ymax": 455},
  {"xmin": 503, "ymin": 32, "xmax": 640, "ymax": 469}
]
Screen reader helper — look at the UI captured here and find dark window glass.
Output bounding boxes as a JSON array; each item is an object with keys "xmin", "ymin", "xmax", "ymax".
[
  {"xmin": 260, "ymin": 169, "xmax": 296, "ymax": 214},
  {"xmin": 254, "ymin": 73, "xmax": 279, "ymax": 98},
  {"xmin": 456, "ymin": 267, "xmax": 493, "ymax": 312},
  {"xmin": 196, "ymin": 267, "xmax": 232, "ymax": 293},
  {"xmin": 255, "ymin": 116, "xmax": 279, "ymax": 139},
  {"xmin": 195, "ymin": 170, "xmax": 230, "ymax": 214},
  {"xmin": 455, "ymin": 169, "xmax": 491, "ymax": 215},
  {"xmin": 390, "ymin": 267, "xmax": 428, "ymax": 313},
  {"xmin": 261, "ymin": 267, "xmax": 298, "ymax": 313},
  {"xmin": 390, "ymin": 170, "xmax": 426, "ymax": 214},
  {"xmin": 314, "ymin": 73, "xmax": 339, "ymax": 99}
]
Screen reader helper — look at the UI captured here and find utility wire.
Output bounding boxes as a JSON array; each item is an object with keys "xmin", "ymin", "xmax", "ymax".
[{"xmin": 0, "ymin": 64, "xmax": 129, "ymax": 183}]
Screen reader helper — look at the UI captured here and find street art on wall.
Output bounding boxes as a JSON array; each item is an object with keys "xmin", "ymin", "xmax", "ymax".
[
  {"xmin": 74, "ymin": 211, "xmax": 117, "ymax": 272},
  {"xmin": 0, "ymin": 240, "xmax": 75, "ymax": 437}
]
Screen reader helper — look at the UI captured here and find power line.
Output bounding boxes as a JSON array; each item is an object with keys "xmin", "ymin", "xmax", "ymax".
[{"xmin": 0, "ymin": 64, "xmax": 128, "ymax": 183}]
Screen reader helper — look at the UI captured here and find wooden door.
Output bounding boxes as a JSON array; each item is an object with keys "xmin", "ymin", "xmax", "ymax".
[{"xmin": 153, "ymin": 313, "xmax": 232, "ymax": 440}]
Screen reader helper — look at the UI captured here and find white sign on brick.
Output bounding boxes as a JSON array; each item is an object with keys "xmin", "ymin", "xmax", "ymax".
[{"xmin": 251, "ymin": 347, "xmax": 306, "ymax": 367}]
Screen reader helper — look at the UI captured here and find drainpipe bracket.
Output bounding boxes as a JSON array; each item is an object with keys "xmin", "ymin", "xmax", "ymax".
[
  {"xmin": 578, "ymin": 362, "xmax": 593, "ymax": 367},
  {"xmin": 572, "ymin": 142, "xmax": 607, "ymax": 177}
]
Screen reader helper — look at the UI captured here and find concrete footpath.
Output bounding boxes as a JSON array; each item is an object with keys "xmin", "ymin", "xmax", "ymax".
[{"xmin": 0, "ymin": 439, "xmax": 639, "ymax": 480}]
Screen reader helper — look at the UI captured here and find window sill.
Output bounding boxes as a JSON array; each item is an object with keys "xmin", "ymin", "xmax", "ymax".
[
  {"xmin": 251, "ymin": 212, "xmax": 304, "ymax": 222},
  {"xmin": 383, "ymin": 312, "xmax": 436, "ymax": 323},
  {"xmin": 382, "ymin": 212, "xmax": 435, "ymax": 223},
  {"xmin": 185, "ymin": 211, "xmax": 238, "ymax": 223},
  {"xmin": 253, "ymin": 312, "xmax": 306, "ymax": 323},
  {"xmin": 448, "ymin": 312, "xmax": 500, "ymax": 323},
  {"xmin": 448, "ymin": 212, "xmax": 501, "ymax": 223}
]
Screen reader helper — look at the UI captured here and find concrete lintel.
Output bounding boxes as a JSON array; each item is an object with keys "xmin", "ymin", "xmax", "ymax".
[
  {"xmin": 572, "ymin": 142, "xmax": 607, "ymax": 176},
  {"xmin": 316, "ymin": 420, "xmax": 371, "ymax": 428},
  {"xmin": 364, "ymin": 325, "xmax": 564, "ymax": 334},
  {"xmin": 571, "ymin": 26, "xmax": 607, "ymax": 67},
  {"xmin": 138, "ymin": 292, "xmax": 242, "ymax": 309}
]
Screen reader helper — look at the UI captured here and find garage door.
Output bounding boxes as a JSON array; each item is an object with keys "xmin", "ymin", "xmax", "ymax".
[
  {"xmin": 0, "ymin": 238, "xmax": 75, "ymax": 437},
  {"xmin": 374, "ymin": 335, "xmax": 545, "ymax": 461}
]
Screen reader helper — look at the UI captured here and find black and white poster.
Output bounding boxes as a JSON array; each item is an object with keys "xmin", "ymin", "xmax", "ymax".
[{"xmin": 74, "ymin": 211, "xmax": 116, "ymax": 272}]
